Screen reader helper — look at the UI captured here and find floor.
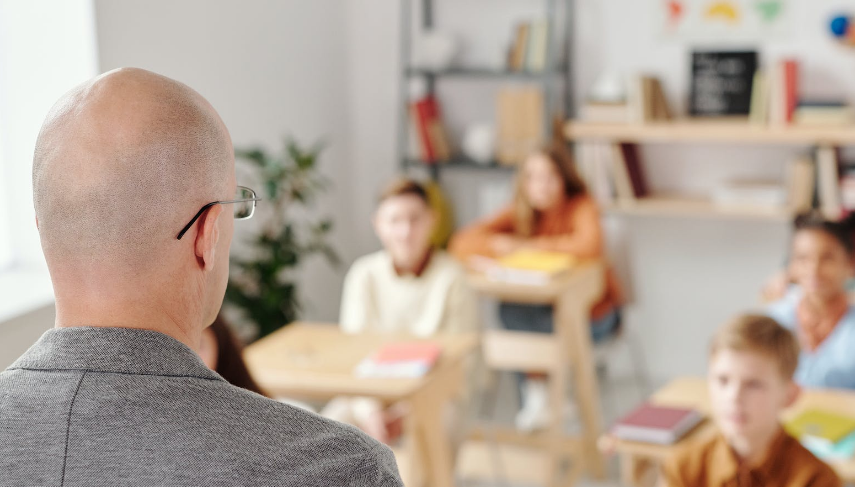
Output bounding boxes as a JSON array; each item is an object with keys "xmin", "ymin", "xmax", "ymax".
[{"xmin": 456, "ymin": 363, "xmax": 663, "ymax": 487}]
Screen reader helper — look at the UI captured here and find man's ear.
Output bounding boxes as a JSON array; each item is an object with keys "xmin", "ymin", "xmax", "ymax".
[
  {"xmin": 194, "ymin": 205, "xmax": 223, "ymax": 271},
  {"xmin": 35, "ymin": 216, "xmax": 39, "ymax": 230}
]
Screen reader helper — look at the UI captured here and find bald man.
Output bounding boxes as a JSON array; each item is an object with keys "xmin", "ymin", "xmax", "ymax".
[{"xmin": 0, "ymin": 68, "xmax": 402, "ymax": 486}]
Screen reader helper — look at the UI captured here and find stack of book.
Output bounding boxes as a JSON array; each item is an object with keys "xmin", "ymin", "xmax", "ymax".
[
  {"xmin": 506, "ymin": 20, "xmax": 549, "ymax": 73},
  {"xmin": 712, "ymin": 180, "xmax": 788, "ymax": 210},
  {"xmin": 786, "ymin": 409, "xmax": 855, "ymax": 461},
  {"xmin": 354, "ymin": 341, "xmax": 443, "ymax": 379},
  {"xmin": 794, "ymin": 101, "xmax": 854, "ymax": 126},
  {"xmin": 612, "ymin": 403, "xmax": 704, "ymax": 445},
  {"xmin": 751, "ymin": 58, "xmax": 854, "ymax": 127}
]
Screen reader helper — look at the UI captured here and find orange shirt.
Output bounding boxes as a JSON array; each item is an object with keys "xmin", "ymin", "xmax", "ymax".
[
  {"xmin": 661, "ymin": 430, "xmax": 841, "ymax": 487},
  {"xmin": 448, "ymin": 194, "xmax": 623, "ymax": 318}
]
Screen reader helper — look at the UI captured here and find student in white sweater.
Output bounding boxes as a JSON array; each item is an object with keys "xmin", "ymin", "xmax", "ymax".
[{"xmin": 328, "ymin": 178, "xmax": 478, "ymax": 443}]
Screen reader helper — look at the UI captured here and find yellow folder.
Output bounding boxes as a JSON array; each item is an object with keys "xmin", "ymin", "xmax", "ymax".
[{"xmin": 786, "ymin": 410, "xmax": 855, "ymax": 446}]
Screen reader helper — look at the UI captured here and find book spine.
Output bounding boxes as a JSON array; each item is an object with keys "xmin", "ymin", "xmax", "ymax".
[
  {"xmin": 784, "ymin": 59, "xmax": 799, "ymax": 124},
  {"xmin": 413, "ymin": 99, "xmax": 436, "ymax": 163}
]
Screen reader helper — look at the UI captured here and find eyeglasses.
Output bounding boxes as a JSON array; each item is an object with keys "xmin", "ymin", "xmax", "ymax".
[{"xmin": 176, "ymin": 185, "xmax": 261, "ymax": 240}]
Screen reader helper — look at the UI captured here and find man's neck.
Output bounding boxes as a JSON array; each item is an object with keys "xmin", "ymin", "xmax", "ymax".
[{"xmin": 53, "ymin": 293, "xmax": 202, "ymax": 351}]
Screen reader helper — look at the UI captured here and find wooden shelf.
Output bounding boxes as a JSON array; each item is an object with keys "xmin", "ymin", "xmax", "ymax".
[
  {"xmin": 604, "ymin": 196, "xmax": 795, "ymax": 222},
  {"xmin": 565, "ymin": 119, "xmax": 855, "ymax": 145}
]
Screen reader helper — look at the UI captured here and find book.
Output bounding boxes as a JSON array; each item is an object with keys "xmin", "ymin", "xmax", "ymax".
[
  {"xmin": 525, "ymin": 20, "xmax": 549, "ymax": 72},
  {"xmin": 411, "ymin": 100, "xmax": 436, "ymax": 162},
  {"xmin": 783, "ymin": 59, "xmax": 799, "ymax": 124},
  {"xmin": 496, "ymin": 88, "xmax": 544, "ymax": 165},
  {"xmin": 411, "ymin": 96, "xmax": 451, "ymax": 163},
  {"xmin": 649, "ymin": 78, "xmax": 673, "ymax": 121},
  {"xmin": 509, "ymin": 22, "xmax": 530, "ymax": 71},
  {"xmin": 785, "ymin": 409, "xmax": 855, "ymax": 449},
  {"xmin": 769, "ymin": 62, "xmax": 787, "ymax": 126},
  {"xmin": 612, "ymin": 403, "xmax": 704, "ymax": 445},
  {"xmin": 425, "ymin": 96, "xmax": 451, "ymax": 161},
  {"xmin": 628, "ymin": 75, "xmax": 672, "ymax": 123},
  {"xmin": 749, "ymin": 70, "xmax": 769, "ymax": 125},
  {"xmin": 354, "ymin": 342, "xmax": 443, "ymax": 379},
  {"xmin": 817, "ymin": 146, "xmax": 842, "ymax": 219},
  {"xmin": 621, "ymin": 143, "xmax": 648, "ymax": 197},
  {"xmin": 804, "ymin": 430, "xmax": 855, "ymax": 461},
  {"xmin": 794, "ymin": 106, "xmax": 853, "ymax": 126},
  {"xmin": 611, "ymin": 143, "xmax": 637, "ymax": 202},
  {"xmin": 485, "ymin": 250, "xmax": 576, "ymax": 286},
  {"xmin": 712, "ymin": 180, "xmax": 788, "ymax": 209},
  {"xmin": 788, "ymin": 157, "xmax": 816, "ymax": 212}
]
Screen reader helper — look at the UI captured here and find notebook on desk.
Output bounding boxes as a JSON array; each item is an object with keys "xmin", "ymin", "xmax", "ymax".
[
  {"xmin": 354, "ymin": 342, "xmax": 443, "ymax": 379},
  {"xmin": 483, "ymin": 250, "xmax": 576, "ymax": 286},
  {"xmin": 786, "ymin": 409, "xmax": 855, "ymax": 449},
  {"xmin": 612, "ymin": 403, "xmax": 704, "ymax": 445}
]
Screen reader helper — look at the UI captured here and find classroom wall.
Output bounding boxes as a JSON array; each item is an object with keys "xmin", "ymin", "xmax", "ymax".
[
  {"xmin": 88, "ymin": 0, "xmax": 854, "ymax": 378},
  {"xmin": 342, "ymin": 0, "xmax": 851, "ymax": 379},
  {"xmin": 94, "ymin": 0, "xmax": 354, "ymax": 324}
]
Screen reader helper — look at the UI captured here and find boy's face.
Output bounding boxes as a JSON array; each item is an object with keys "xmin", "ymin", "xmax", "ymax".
[
  {"xmin": 790, "ymin": 229, "xmax": 854, "ymax": 300},
  {"xmin": 708, "ymin": 348, "xmax": 798, "ymax": 443},
  {"xmin": 373, "ymin": 194, "xmax": 435, "ymax": 270}
]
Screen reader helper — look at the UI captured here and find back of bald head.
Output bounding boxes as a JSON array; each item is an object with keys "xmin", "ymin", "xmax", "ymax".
[{"xmin": 33, "ymin": 67, "xmax": 233, "ymax": 272}]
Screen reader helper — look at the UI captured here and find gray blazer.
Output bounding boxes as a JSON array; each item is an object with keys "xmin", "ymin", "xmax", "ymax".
[{"xmin": 0, "ymin": 327, "xmax": 403, "ymax": 486}]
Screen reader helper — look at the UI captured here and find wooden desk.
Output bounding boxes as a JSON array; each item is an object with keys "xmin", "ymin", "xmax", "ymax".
[
  {"xmin": 244, "ymin": 322, "xmax": 478, "ymax": 487},
  {"xmin": 611, "ymin": 377, "xmax": 855, "ymax": 486},
  {"xmin": 467, "ymin": 261, "xmax": 607, "ymax": 486}
]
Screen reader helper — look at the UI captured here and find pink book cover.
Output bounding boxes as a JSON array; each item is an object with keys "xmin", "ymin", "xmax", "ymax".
[
  {"xmin": 616, "ymin": 403, "xmax": 697, "ymax": 430},
  {"xmin": 371, "ymin": 342, "xmax": 442, "ymax": 366}
]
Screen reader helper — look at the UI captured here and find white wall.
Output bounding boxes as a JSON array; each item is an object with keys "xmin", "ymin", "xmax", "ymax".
[
  {"xmin": 0, "ymin": 0, "xmax": 99, "ymax": 270},
  {"xmin": 94, "ymin": 0, "xmax": 353, "ymax": 323},
  {"xmin": 0, "ymin": 0, "xmax": 98, "ymax": 363}
]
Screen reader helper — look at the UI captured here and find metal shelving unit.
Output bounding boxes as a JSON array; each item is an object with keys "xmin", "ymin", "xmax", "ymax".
[{"xmin": 398, "ymin": 0, "xmax": 575, "ymax": 180}]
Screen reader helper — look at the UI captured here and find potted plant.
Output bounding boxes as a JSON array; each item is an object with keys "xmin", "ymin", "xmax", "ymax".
[{"xmin": 225, "ymin": 139, "xmax": 338, "ymax": 340}]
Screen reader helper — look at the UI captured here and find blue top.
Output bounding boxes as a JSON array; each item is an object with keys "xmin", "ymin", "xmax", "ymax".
[{"xmin": 767, "ymin": 287, "xmax": 855, "ymax": 390}]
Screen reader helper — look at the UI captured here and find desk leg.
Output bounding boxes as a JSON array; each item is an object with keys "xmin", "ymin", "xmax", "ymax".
[
  {"xmin": 547, "ymin": 343, "xmax": 568, "ymax": 487},
  {"xmin": 620, "ymin": 454, "xmax": 655, "ymax": 487},
  {"xmin": 402, "ymin": 411, "xmax": 425, "ymax": 487},
  {"xmin": 556, "ymin": 293, "xmax": 606, "ymax": 480},
  {"xmin": 410, "ymin": 394, "xmax": 455, "ymax": 487}
]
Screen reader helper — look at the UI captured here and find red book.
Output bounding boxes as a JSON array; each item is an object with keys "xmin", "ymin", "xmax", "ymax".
[
  {"xmin": 612, "ymin": 403, "xmax": 703, "ymax": 445},
  {"xmin": 354, "ymin": 342, "xmax": 442, "ymax": 378},
  {"xmin": 412, "ymin": 98, "xmax": 436, "ymax": 162},
  {"xmin": 620, "ymin": 143, "xmax": 648, "ymax": 197},
  {"xmin": 784, "ymin": 59, "xmax": 799, "ymax": 124},
  {"xmin": 425, "ymin": 96, "xmax": 451, "ymax": 161}
]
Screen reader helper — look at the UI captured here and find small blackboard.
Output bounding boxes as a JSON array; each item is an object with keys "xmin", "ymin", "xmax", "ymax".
[{"xmin": 689, "ymin": 50, "xmax": 758, "ymax": 117}]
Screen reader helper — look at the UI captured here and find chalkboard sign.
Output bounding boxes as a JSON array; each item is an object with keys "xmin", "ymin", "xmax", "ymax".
[{"xmin": 689, "ymin": 50, "xmax": 758, "ymax": 117}]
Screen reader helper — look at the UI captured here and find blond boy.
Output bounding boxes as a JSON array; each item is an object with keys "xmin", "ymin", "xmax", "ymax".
[{"xmin": 660, "ymin": 314, "xmax": 840, "ymax": 487}]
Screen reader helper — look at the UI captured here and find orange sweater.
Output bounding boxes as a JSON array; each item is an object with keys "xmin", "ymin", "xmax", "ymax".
[{"xmin": 449, "ymin": 195, "xmax": 623, "ymax": 319}]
